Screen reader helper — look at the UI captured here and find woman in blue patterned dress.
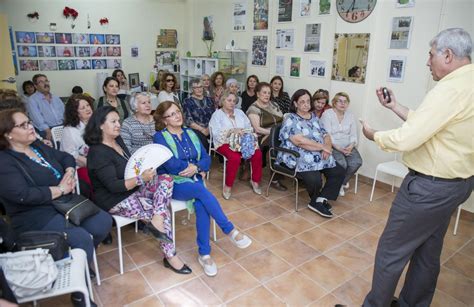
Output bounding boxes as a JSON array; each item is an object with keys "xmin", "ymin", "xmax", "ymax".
[{"xmin": 277, "ymin": 89, "xmax": 345, "ymax": 218}]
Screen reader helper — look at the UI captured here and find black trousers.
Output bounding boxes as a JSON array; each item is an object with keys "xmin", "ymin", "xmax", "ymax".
[{"xmin": 296, "ymin": 164, "xmax": 345, "ymax": 203}]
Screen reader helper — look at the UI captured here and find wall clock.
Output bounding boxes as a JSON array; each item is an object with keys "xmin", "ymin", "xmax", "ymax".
[{"xmin": 336, "ymin": 0, "xmax": 377, "ymax": 23}]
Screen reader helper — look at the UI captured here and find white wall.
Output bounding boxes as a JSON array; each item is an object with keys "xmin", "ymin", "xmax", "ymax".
[{"xmin": 3, "ymin": 0, "xmax": 189, "ymax": 98}]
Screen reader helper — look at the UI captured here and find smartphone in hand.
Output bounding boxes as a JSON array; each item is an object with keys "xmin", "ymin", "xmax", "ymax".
[{"xmin": 382, "ymin": 87, "xmax": 391, "ymax": 103}]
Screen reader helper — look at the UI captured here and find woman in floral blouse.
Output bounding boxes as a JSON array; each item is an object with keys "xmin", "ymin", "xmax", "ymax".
[{"xmin": 277, "ymin": 89, "xmax": 345, "ymax": 218}]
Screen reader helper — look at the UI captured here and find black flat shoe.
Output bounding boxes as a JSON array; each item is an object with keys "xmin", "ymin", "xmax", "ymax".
[
  {"xmin": 89, "ymin": 268, "xmax": 96, "ymax": 279},
  {"xmin": 102, "ymin": 233, "xmax": 113, "ymax": 245},
  {"xmin": 146, "ymin": 222, "xmax": 173, "ymax": 244},
  {"xmin": 271, "ymin": 180, "xmax": 287, "ymax": 191},
  {"xmin": 163, "ymin": 257, "xmax": 192, "ymax": 274}
]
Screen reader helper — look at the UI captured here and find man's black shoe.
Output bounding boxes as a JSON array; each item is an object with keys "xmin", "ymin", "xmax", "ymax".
[{"xmin": 308, "ymin": 202, "xmax": 333, "ymax": 218}]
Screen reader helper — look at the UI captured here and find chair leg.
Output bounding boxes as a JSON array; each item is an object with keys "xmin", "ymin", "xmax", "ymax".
[
  {"xmin": 84, "ymin": 255, "xmax": 94, "ymax": 303},
  {"xmin": 370, "ymin": 170, "xmax": 378, "ymax": 202},
  {"xmin": 266, "ymin": 171, "xmax": 277, "ymax": 197},
  {"xmin": 391, "ymin": 176, "xmax": 395, "ymax": 193},
  {"xmin": 135, "ymin": 221, "xmax": 138, "ymax": 233},
  {"xmin": 354, "ymin": 173, "xmax": 359, "ymax": 194},
  {"xmin": 222, "ymin": 158, "xmax": 227, "ymax": 192},
  {"xmin": 453, "ymin": 205, "xmax": 462, "ymax": 235},
  {"xmin": 117, "ymin": 226, "xmax": 124, "ymax": 275},
  {"xmin": 212, "ymin": 219, "xmax": 217, "ymax": 241},
  {"xmin": 92, "ymin": 248, "xmax": 101, "ymax": 286},
  {"xmin": 295, "ymin": 179, "xmax": 299, "ymax": 212},
  {"xmin": 172, "ymin": 210, "xmax": 176, "ymax": 244}
]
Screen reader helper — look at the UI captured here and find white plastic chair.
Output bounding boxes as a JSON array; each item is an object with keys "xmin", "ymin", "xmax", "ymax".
[
  {"xmin": 207, "ymin": 127, "xmax": 228, "ymax": 192},
  {"xmin": 453, "ymin": 205, "xmax": 463, "ymax": 235},
  {"xmin": 111, "ymin": 215, "xmax": 138, "ymax": 275},
  {"xmin": 51, "ymin": 125, "xmax": 64, "ymax": 149},
  {"xmin": 171, "ymin": 199, "xmax": 216, "ymax": 244},
  {"xmin": 369, "ymin": 157, "xmax": 409, "ymax": 202},
  {"xmin": 17, "ymin": 249, "xmax": 94, "ymax": 307}
]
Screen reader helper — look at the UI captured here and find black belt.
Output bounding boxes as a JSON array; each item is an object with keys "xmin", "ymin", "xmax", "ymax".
[{"xmin": 408, "ymin": 169, "xmax": 465, "ymax": 182}]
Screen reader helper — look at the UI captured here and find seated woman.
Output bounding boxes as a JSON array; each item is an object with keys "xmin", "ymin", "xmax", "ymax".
[
  {"xmin": 320, "ymin": 92, "xmax": 363, "ymax": 196},
  {"xmin": 0, "ymin": 109, "xmax": 111, "ymax": 306},
  {"xmin": 200, "ymin": 74, "xmax": 211, "ymax": 97},
  {"xmin": 181, "ymin": 78, "xmax": 215, "ymax": 150},
  {"xmin": 157, "ymin": 72, "xmax": 180, "ymax": 105},
  {"xmin": 210, "ymin": 71, "xmax": 226, "ymax": 109},
  {"xmin": 225, "ymin": 78, "xmax": 242, "ymax": 109},
  {"xmin": 120, "ymin": 92, "xmax": 155, "ymax": 154},
  {"xmin": 112, "ymin": 69, "xmax": 129, "ymax": 95},
  {"xmin": 247, "ymin": 82, "xmax": 287, "ymax": 191},
  {"xmin": 85, "ymin": 106, "xmax": 191, "ymax": 274},
  {"xmin": 153, "ymin": 101, "xmax": 252, "ymax": 277},
  {"xmin": 209, "ymin": 91, "xmax": 263, "ymax": 199},
  {"xmin": 151, "ymin": 69, "xmax": 166, "ymax": 95},
  {"xmin": 270, "ymin": 76, "xmax": 291, "ymax": 114},
  {"xmin": 277, "ymin": 89, "xmax": 345, "ymax": 218},
  {"xmin": 96, "ymin": 77, "xmax": 131, "ymax": 122},
  {"xmin": 241, "ymin": 75, "xmax": 259, "ymax": 113},
  {"xmin": 312, "ymin": 89, "xmax": 331, "ymax": 118}
]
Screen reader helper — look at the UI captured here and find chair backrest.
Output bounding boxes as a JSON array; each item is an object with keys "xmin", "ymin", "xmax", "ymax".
[
  {"xmin": 51, "ymin": 126, "xmax": 64, "ymax": 149},
  {"xmin": 269, "ymin": 124, "xmax": 283, "ymax": 159}
]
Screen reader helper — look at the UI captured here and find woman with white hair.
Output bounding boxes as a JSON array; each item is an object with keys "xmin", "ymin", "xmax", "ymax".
[
  {"xmin": 226, "ymin": 78, "xmax": 242, "ymax": 109},
  {"xmin": 120, "ymin": 92, "xmax": 155, "ymax": 154}
]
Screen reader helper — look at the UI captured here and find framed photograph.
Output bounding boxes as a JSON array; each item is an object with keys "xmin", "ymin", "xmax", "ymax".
[
  {"xmin": 299, "ymin": 0, "xmax": 311, "ymax": 17},
  {"xmin": 55, "ymin": 33, "xmax": 72, "ymax": 44},
  {"xmin": 275, "ymin": 55, "xmax": 285, "ymax": 75},
  {"xmin": 253, "ymin": 0, "xmax": 269, "ymax": 30},
  {"xmin": 75, "ymin": 47, "xmax": 91, "ymax": 57},
  {"xmin": 278, "ymin": 0, "xmax": 293, "ymax": 22},
  {"xmin": 106, "ymin": 34, "xmax": 121, "ymax": 45},
  {"xmin": 15, "ymin": 31, "xmax": 35, "ymax": 43},
  {"xmin": 75, "ymin": 59, "xmax": 91, "ymax": 70},
  {"xmin": 203, "ymin": 16, "xmax": 214, "ymax": 40},
  {"xmin": 36, "ymin": 32, "xmax": 55, "ymax": 44},
  {"xmin": 389, "ymin": 16, "xmax": 414, "ymax": 49},
  {"xmin": 106, "ymin": 46, "xmax": 121, "ymax": 57},
  {"xmin": 387, "ymin": 56, "xmax": 407, "ymax": 82},
  {"xmin": 90, "ymin": 34, "xmax": 105, "ymax": 45},
  {"xmin": 58, "ymin": 59, "xmax": 75, "ymax": 70},
  {"xmin": 92, "ymin": 59, "xmax": 107, "ymax": 69},
  {"xmin": 304, "ymin": 23, "xmax": 321, "ymax": 52},
  {"xmin": 319, "ymin": 0, "xmax": 330, "ymax": 15},
  {"xmin": 72, "ymin": 33, "xmax": 90, "ymax": 44},
  {"xmin": 17, "ymin": 46, "xmax": 37, "ymax": 57},
  {"xmin": 19, "ymin": 60, "xmax": 39, "ymax": 71},
  {"xmin": 128, "ymin": 73, "xmax": 140, "ymax": 88},
  {"xmin": 332, "ymin": 33, "xmax": 370, "ymax": 83},
  {"xmin": 290, "ymin": 57, "xmax": 301, "ymax": 77},
  {"xmin": 396, "ymin": 0, "xmax": 415, "ymax": 8},
  {"xmin": 91, "ymin": 46, "xmax": 105, "ymax": 57},
  {"xmin": 131, "ymin": 47, "xmax": 139, "ymax": 58},
  {"xmin": 251, "ymin": 35, "xmax": 268, "ymax": 66},
  {"xmin": 309, "ymin": 59, "xmax": 326, "ymax": 78},
  {"xmin": 107, "ymin": 59, "xmax": 122, "ymax": 69},
  {"xmin": 56, "ymin": 46, "xmax": 74, "ymax": 57},
  {"xmin": 276, "ymin": 29, "xmax": 295, "ymax": 50},
  {"xmin": 38, "ymin": 46, "xmax": 56, "ymax": 57},
  {"xmin": 156, "ymin": 29, "xmax": 178, "ymax": 48},
  {"xmin": 39, "ymin": 60, "xmax": 58, "ymax": 71}
]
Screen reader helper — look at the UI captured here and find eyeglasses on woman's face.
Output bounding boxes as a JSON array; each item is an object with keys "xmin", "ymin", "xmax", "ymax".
[
  {"xmin": 166, "ymin": 79, "xmax": 175, "ymax": 83},
  {"xmin": 163, "ymin": 109, "xmax": 181, "ymax": 119},
  {"xmin": 14, "ymin": 120, "xmax": 34, "ymax": 130}
]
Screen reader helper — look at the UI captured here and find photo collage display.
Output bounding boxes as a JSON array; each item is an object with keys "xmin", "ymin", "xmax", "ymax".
[{"xmin": 15, "ymin": 31, "xmax": 122, "ymax": 72}]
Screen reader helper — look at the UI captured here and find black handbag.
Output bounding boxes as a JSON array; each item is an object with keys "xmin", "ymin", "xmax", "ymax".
[
  {"xmin": 52, "ymin": 193, "xmax": 100, "ymax": 226},
  {"xmin": 15, "ymin": 231, "xmax": 69, "ymax": 261}
]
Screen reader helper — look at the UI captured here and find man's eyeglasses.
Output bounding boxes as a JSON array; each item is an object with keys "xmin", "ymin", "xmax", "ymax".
[
  {"xmin": 14, "ymin": 120, "xmax": 33, "ymax": 130},
  {"xmin": 163, "ymin": 110, "xmax": 181, "ymax": 119}
]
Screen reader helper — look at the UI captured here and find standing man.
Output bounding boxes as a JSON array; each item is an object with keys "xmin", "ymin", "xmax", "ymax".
[
  {"xmin": 361, "ymin": 28, "xmax": 473, "ymax": 307},
  {"xmin": 27, "ymin": 74, "xmax": 65, "ymax": 141}
]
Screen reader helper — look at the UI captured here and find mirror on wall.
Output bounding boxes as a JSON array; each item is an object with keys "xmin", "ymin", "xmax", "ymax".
[{"xmin": 331, "ymin": 33, "xmax": 370, "ymax": 83}]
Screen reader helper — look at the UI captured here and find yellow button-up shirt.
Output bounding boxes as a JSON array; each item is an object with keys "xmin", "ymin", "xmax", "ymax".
[{"xmin": 374, "ymin": 64, "xmax": 474, "ymax": 179}]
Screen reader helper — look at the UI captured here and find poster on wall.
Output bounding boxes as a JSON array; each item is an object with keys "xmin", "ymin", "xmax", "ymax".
[
  {"xmin": 107, "ymin": 46, "xmax": 121, "ymax": 57},
  {"xmin": 107, "ymin": 59, "xmax": 122, "ymax": 69},
  {"xmin": 309, "ymin": 59, "xmax": 326, "ymax": 77},
  {"xmin": 278, "ymin": 0, "xmax": 293, "ymax": 22},
  {"xmin": 39, "ymin": 60, "xmax": 58, "ymax": 71},
  {"xmin": 36, "ymin": 32, "xmax": 55, "ymax": 44},
  {"xmin": 233, "ymin": 1, "xmax": 247, "ymax": 31},
  {"xmin": 58, "ymin": 59, "xmax": 75, "ymax": 70},
  {"xmin": 319, "ymin": 0, "xmax": 331, "ymax": 15},
  {"xmin": 251, "ymin": 35, "xmax": 268, "ymax": 66},
  {"xmin": 155, "ymin": 51, "xmax": 178, "ymax": 72},
  {"xmin": 75, "ymin": 47, "xmax": 90, "ymax": 57},
  {"xmin": 300, "ymin": 0, "xmax": 311, "ymax": 17},
  {"xmin": 55, "ymin": 33, "xmax": 72, "ymax": 44},
  {"xmin": 276, "ymin": 29, "xmax": 295, "ymax": 50},
  {"xmin": 290, "ymin": 57, "xmax": 301, "ymax": 77},
  {"xmin": 72, "ymin": 33, "xmax": 89, "ymax": 44},
  {"xmin": 304, "ymin": 23, "xmax": 321, "ymax": 52},
  {"xmin": 75, "ymin": 59, "xmax": 92, "ymax": 70},
  {"xmin": 89, "ymin": 34, "xmax": 105, "ymax": 45},
  {"xmin": 38, "ymin": 46, "xmax": 56, "ymax": 57},
  {"xmin": 131, "ymin": 46, "xmax": 139, "ymax": 57},
  {"xmin": 203, "ymin": 16, "xmax": 214, "ymax": 40},
  {"xmin": 276, "ymin": 55, "xmax": 285, "ymax": 75},
  {"xmin": 389, "ymin": 16, "xmax": 413, "ymax": 49},
  {"xmin": 17, "ymin": 46, "xmax": 37, "ymax": 57},
  {"xmin": 157, "ymin": 29, "xmax": 178, "ymax": 48},
  {"xmin": 92, "ymin": 59, "xmax": 107, "ymax": 69},
  {"xmin": 15, "ymin": 31, "xmax": 35, "ymax": 43},
  {"xmin": 387, "ymin": 56, "xmax": 406, "ymax": 82},
  {"xmin": 9, "ymin": 27, "xmax": 18, "ymax": 75},
  {"xmin": 253, "ymin": 0, "xmax": 269, "ymax": 30},
  {"xmin": 91, "ymin": 46, "xmax": 105, "ymax": 57},
  {"xmin": 106, "ymin": 34, "xmax": 121, "ymax": 45},
  {"xmin": 56, "ymin": 46, "xmax": 74, "ymax": 57},
  {"xmin": 19, "ymin": 60, "xmax": 39, "ymax": 71},
  {"xmin": 396, "ymin": 0, "xmax": 415, "ymax": 8}
]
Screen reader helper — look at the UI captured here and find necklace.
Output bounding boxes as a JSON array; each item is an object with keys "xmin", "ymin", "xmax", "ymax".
[
  {"xmin": 28, "ymin": 146, "xmax": 61, "ymax": 179},
  {"xmin": 168, "ymin": 129, "xmax": 194, "ymax": 162}
]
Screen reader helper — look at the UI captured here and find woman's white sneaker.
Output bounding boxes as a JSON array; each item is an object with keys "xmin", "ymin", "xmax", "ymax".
[
  {"xmin": 229, "ymin": 229, "xmax": 252, "ymax": 249},
  {"xmin": 339, "ymin": 186, "xmax": 345, "ymax": 197},
  {"xmin": 198, "ymin": 255, "xmax": 217, "ymax": 277}
]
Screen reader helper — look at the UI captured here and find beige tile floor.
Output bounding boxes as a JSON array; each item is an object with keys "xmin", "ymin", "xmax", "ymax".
[{"xmin": 34, "ymin": 163, "xmax": 474, "ymax": 307}]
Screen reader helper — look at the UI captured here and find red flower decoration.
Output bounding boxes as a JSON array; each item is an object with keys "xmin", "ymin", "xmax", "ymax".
[
  {"xmin": 63, "ymin": 6, "xmax": 78, "ymax": 20},
  {"xmin": 27, "ymin": 12, "xmax": 39, "ymax": 20},
  {"xmin": 99, "ymin": 18, "xmax": 109, "ymax": 25}
]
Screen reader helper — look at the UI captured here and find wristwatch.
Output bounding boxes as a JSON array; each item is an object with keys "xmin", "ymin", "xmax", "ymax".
[{"xmin": 58, "ymin": 185, "xmax": 65, "ymax": 196}]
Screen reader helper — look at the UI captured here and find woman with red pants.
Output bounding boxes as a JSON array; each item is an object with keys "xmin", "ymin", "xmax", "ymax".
[{"xmin": 209, "ymin": 91, "xmax": 263, "ymax": 199}]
